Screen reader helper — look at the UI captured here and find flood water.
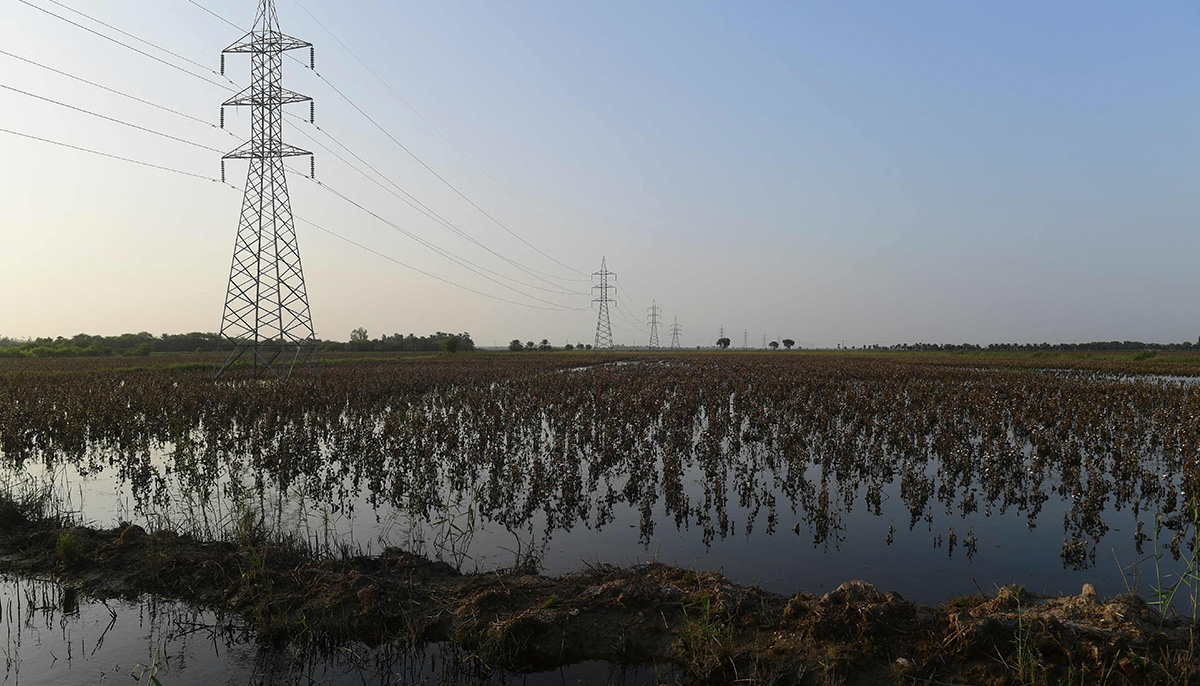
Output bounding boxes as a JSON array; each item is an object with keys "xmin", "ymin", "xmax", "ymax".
[
  {"xmin": 1, "ymin": 355, "xmax": 1198, "ymax": 679},
  {"xmin": 11, "ymin": 442, "xmax": 1176, "ymax": 609},
  {"xmin": 0, "ymin": 575, "xmax": 666, "ymax": 685}
]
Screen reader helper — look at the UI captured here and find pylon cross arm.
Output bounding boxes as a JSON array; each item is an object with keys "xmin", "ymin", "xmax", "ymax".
[
  {"xmin": 223, "ymin": 86, "xmax": 312, "ymax": 107},
  {"xmin": 224, "ymin": 31, "xmax": 311, "ymax": 53},
  {"xmin": 223, "ymin": 141, "xmax": 312, "ymax": 159}
]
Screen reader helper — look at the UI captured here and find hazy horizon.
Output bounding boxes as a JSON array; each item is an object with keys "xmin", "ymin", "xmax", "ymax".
[{"xmin": 3, "ymin": 1, "xmax": 1199, "ymax": 349}]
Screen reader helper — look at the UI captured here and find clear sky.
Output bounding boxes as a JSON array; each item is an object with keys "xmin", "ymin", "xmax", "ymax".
[{"xmin": 2, "ymin": 1, "xmax": 1199, "ymax": 348}]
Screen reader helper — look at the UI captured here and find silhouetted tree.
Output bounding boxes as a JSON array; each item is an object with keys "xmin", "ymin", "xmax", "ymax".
[
  {"xmin": 783, "ymin": 339, "xmax": 795, "ymax": 350},
  {"xmin": 716, "ymin": 337, "xmax": 731, "ymax": 349},
  {"xmin": 509, "ymin": 339, "xmax": 524, "ymax": 352},
  {"xmin": 769, "ymin": 340, "xmax": 779, "ymax": 351}
]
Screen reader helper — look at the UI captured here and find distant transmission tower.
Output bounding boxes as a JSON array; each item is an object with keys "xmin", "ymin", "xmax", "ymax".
[
  {"xmin": 592, "ymin": 257, "xmax": 615, "ymax": 351},
  {"xmin": 762, "ymin": 334, "xmax": 767, "ymax": 349},
  {"xmin": 743, "ymin": 329, "xmax": 748, "ymax": 350},
  {"xmin": 669, "ymin": 317, "xmax": 682, "ymax": 349},
  {"xmin": 214, "ymin": 0, "xmax": 318, "ymax": 380},
  {"xmin": 647, "ymin": 299, "xmax": 662, "ymax": 349}
]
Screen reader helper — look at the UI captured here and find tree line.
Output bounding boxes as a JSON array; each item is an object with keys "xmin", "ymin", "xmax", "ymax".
[
  {"xmin": 328, "ymin": 329, "xmax": 476, "ymax": 354},
  {"xmin": 4, "ymin": 331, "xmax": 1196, "ymax": 359},
  {"xmin": 884, "ymin": 340, "xmax": 1200, "ymax": 352},
  {"xmin": 715, "ymin": 337, "xmax": 796, "ymax": 350},
  {"xmin": 508, "ymin": 339, "xmax": 591, "ymax": 352},
  {"xmin": 0, "ymin": 329, "xmax": 475, "ymax": 358}
]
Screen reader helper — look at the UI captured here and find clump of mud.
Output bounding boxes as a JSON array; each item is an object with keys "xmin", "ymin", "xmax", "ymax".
[{"xmin": 0, "ymin": 512, "xmax": 1195, "ymax": 684}]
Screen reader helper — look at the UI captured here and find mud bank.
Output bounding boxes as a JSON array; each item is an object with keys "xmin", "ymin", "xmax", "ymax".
[{"xmin": 0, "ymin": 509, "xmax": 1195, "ymax": 685}]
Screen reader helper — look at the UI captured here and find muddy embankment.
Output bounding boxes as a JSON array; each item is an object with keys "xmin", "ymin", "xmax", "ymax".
[{"xmin": 0, "ymin": 504, "xmax": 1195, "ymax": 685}]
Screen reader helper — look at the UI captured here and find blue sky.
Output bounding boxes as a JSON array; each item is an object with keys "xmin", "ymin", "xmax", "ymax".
[{"xmin": 2, "ymin": 1, "xmax": 1199, "ymax": 346}]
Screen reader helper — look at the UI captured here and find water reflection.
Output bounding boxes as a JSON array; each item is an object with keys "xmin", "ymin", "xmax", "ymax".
[
  {"xmin": 0, "ymin": 356, "xmax": 1196, "ymax": 605},
  {"xmin": 0, "ymin": 576, "xmax": 667, "ymax": 685}
]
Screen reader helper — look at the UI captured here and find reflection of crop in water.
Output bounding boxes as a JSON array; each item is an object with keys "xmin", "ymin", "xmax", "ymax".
[
  {"xmin": 1118, "ymin": 502, "xmax": 1200, "ymax": 622},
  {"xmin": 0, "ymin": 355, "xmax": 1197, "ymax": 573},
  {"xmin": 1, "ymin": 575, "xmax": 667, "ymax": 686}
]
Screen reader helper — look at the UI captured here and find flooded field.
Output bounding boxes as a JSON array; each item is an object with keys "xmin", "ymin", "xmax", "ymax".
[{"xmin": 0, "ymin": 352, "xmax": 1197, "ymax": 682}]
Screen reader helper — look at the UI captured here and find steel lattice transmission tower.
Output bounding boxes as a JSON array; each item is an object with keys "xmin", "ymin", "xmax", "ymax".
[
  {"xmin": 214, "ymin": 0, "xmax": 318, "ymax": 380},
  {"xmin": 647, "ymin": 299, "xmax": 662, "ymax": 349},
  {"xmin": 669, "ymin": 317, "xmax": 682, "ymax": 349},
  {"xmin": 592, "ymin": 257, "xmax": 615, "ymax": 352}
]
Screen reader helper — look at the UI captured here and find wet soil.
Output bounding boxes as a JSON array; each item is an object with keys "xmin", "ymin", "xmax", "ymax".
[{"xmin": 1, "ymin": 505, "xmax": 1195, "ymax": 685}]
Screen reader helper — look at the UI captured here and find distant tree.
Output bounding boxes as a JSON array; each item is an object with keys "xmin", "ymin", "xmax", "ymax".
[
  {"xmin": 509, "ymin": 339, "xmax": 524, "ymax": 352},
  {"xmin": 440, "ymin": 335, "xmax": 460, "ymax": 354},
  {"xmin": 783, "ymin": 339, "xmax": 795, "ymax": 350},
  {"xmin": 585, "ymin": 344, "xmax": 593, "ymax": 351},
  {"xmin": 564, "ymin": 344, "xmax": 575, "ymax": 351},
  {"xmin": 538, "ymin": 339, "xmax": 552, "ymax": 352},
  {"xmin": 526, "ymin": 341, "xmax": 535, "ymax": 351},
  {"xmin": 716, "ymin": 337, "xmax": 731, "ymax": 349},
  {"xmin": 350, "ymin": 327, "xmax": 369, "ymax": 342},
  {"xmin": 769, "ymin": 340, "xmax": 779, "ymax": 351},
  {"xmin": 127, "ymin": 342, "xmax": 153, "ymax": 357}
]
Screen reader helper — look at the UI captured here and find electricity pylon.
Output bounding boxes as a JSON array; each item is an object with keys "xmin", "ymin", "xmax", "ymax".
[
  {"xmin": 214, "ymin": 0, "xmax": 318, "ymax": 380},
  {"xmin": 669, "ymin": 317, "xmax": 682, "ymax": 349},
  {"xmin": 647, "ymin": 299, "xmax": 662, "ymax": 349},
  {"xmin": 592, "ymin": 257, "xmax": 615, "ymax": 352},
  {"xmin": 743, "ymin": 329, "xmax": 748, "ymax": 350}
]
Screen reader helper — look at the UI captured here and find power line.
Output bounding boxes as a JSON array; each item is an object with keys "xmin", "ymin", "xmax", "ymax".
[
  {"xmin": 0, "ymin": 126, "xmax": 222, "ymax": 182},
  {"xmin": 22, "ymin": 0, "xmax": 604, "ymax": 312},
  {"xmin": 51, "ymin": 0, "xmax": 589, "ymax": 295},
  {"xmin": 309, "ymin": 72, "xmax": 590, "ymax": 280},
  {"xmin": 0, "ymin": 124, "xmax": 572, "ymax": 312},
  {"xmin": 297, "ymin": 175, "xmax": 586, "ymax": 311},
  {"xmin": 286, "ymin": 127, "xmax": 585, "ymax": 297},
  {"xmin": 295, "ymin": 217, "xmax": 577, "ymax": 311},
  {"xmin": 611, "ymin": 292, "xmax": 648, "ymax": 331},
  {"xmin": 16, "ymin": 0, "xmax": 231, "ymax": 90},
  {"xmin": 614, "ymin": 279, "xmax": 649, "ymax": 322},
  {"xmin": 17, "ymin": 9, "xmax": 587, "ymax": 311},
  {"xmin": 286, "ymin": 121, "xmax": 589, "ymax": 296},
  {"xmin": 40, "ymin": 0, "xmax": 234, "ymax": 85},
  {"xmin": 289, "ymin": 0, "xmax": 596, "ymax": 259},
  {"xmin": 1, "ymin": 52, "xmax": 577, "ymax": 303},
  {"xmin": 0, "ymin": 49, "xmax": 220, "ymax": 130},
  {"xmin": 184, "ymin": 0, "xmax": 589, "ymax": 280},
  {"xmin": 0, "ymin": 81, "xmax": 224, "ymax": 153},
  {"xmin": 610, "ymin": 298, "xmax": 648, "ymax": 333},
  {"xmin": 185, "ymin": 0, "xmax": 242, "ymax": 31}
]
